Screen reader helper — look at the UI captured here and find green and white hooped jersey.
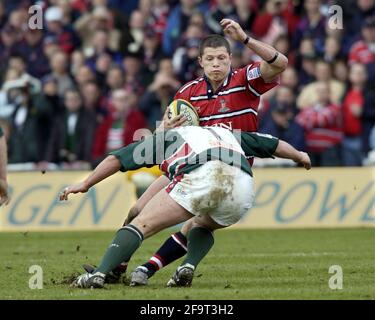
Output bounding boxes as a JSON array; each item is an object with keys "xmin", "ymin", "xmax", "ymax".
[{"xmin": 110, "ymin": 126, "xmax": 279, "ymax": 180}]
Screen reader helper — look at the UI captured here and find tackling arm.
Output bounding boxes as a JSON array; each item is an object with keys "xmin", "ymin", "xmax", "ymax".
[
  {"xmin": 59, "ymin": 155, "xmax": 121, "ymax": 201},
  {"xmin": 239, "ymin": 132, "xmax": 311, "ymax": 170},
  {"xmin": 274, "ymin": 140, "xmax": 311, "ymax": 170},
  {"xmin": 59, "ymin": 135, "xmax": 162, "ymax": 201}
]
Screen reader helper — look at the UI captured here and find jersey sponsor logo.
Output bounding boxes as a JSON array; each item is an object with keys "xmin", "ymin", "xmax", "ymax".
[
  {"xmin": 218, "ymin": 99, "xmax": 230, "ymax": 113},
  {"xmin": 209, "ymin": 122, "xmax": 233, "ymax": 131},
  {"xmin": 247, "ymin": 65, "xmax": 261, "ymax": 81}
]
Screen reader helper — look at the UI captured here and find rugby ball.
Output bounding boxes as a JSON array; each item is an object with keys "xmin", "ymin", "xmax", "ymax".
[{"xmin": 167, "ymin": 99, "xmax": 200, "ymax": 126}]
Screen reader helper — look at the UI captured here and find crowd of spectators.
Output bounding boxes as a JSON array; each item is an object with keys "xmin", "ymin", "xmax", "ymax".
[{"xmin": 0, "ymin": 0, "xmax": 375, "ymax": 170}]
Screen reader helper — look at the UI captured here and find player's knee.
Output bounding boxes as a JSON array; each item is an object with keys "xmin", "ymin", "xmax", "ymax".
[
  {"xmin": 123, "ymin": 206, "xmax": 140, "ymax": 226},
  {"xmin": 192, "ymin": 215, "xmax": 224, "ymax": 231},
  {"xmin": 180, "ymin": 219, "xmax": 194, "ymax": 235}
]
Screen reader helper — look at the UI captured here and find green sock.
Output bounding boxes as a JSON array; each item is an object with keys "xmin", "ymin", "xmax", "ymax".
[
  {"xmin": 182, "ymin": 227, "xmax": 214, "ymax": 268},
  {"xmin": 95, "ymin": 225, "xmax": 143, "ymax": 275}
]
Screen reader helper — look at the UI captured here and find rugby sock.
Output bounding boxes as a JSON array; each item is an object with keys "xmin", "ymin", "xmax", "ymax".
[
  {"xmin": 182, "ymin": 227, "xmax": 214, "ymax": 268},
  {"xmin": 112, "ymin": 261, "xmax": 128, "ymax": 276},
  {"xmin": 142, "ymin": 232, "xmax": 188, "ymax": 276},
  {"xmin": 95, "ymin": 225, "xmax": 143, "ymax": 275}
]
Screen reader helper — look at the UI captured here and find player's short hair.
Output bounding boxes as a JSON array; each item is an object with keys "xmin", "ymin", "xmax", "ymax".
[{"xmin": 199, "ymin": 35, "xmax": 231, "ymax": 57}]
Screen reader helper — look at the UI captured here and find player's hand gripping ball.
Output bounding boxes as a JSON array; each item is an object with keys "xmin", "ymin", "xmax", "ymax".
[{"xmin": 167, "ymin": 99, "xmax": 200, "ymax": 126}]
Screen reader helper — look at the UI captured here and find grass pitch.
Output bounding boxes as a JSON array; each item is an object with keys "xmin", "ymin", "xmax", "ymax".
[{"xmin": 0, "ymin": 228, "xmax": 374, "ymax": 300}]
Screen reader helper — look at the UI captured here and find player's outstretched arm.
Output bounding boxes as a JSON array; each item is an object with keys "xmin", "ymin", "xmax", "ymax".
[
  {"xmin": 59, "ymin": 155, "xmax": 121, "ymax": 201},
  {"xmin": 0, "ymin": 133, "xmax": 10, "ymax": 206},
  {"xmin": 274, "ymin": 140, "xmax": 311, "ymax": 170},
  {"xmin": 220, "ymin": 18, "xmax": 288, "ymax": 82}
]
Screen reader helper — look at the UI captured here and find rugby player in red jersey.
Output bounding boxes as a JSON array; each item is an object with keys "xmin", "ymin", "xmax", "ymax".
[{"xmin": 84, "ymin": 19, "xmax": 288, "ymax": 285}]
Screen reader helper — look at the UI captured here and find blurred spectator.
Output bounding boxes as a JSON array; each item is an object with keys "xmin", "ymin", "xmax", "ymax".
[
  {"xmin": 81, "ymin": 80, "xmax": 105, "ymax": 114},
  {"xmin": 57, "ymin": 0, "xmax": 82, "ymax": 25},
  {"xmin": 294, "ymin": 36, "xmax": 316, "ymax": 86},
  {"xmin": 41, "ymin": 75, "xmax": 62, "ymax": 115},
  {"xmin": 93, "ymin": 52, "xmax": 114, "ymax": 87},
  {"xmin": 84, "ymin": 29, "xmax": 122, "ymax": 68},
  {"xmin": 3, "ymin": 55, "xmax": 42, "ymax": 95},
  {"xmin": 44, "ymin": 88, "xmax": 96, "ymax": 167},
  {"xmin": 251, "ymin": 0, "xmax": 289, "ymax": 45},
  {"xmin": 173, "ymin": 23, "xmax": 205, "ymax": 83},
  {"xmin": 0, "ymin": 1, "xmax": 6, "ymax": 29},
  {"xmin": 0, "ymin": 67, "xmax": 22, "ymax": 118},
  {"xmin": 146, "ymin": 0, "xmax": 170, "ymax": 41},
  {"xmin": 141, "ymin": 28, "xmax": 165, "ymax": 85},
  {"xmin": 348, "ymin": 15, "xmax": 375, "ymax": 66},
  {"xmin": 234, "ymin": 0, "xmax": 256, "ymax": 32},
  {"xmin": 297, "ymin": 59, "xmax": 345, "ymax": 109},
  {"xmin": 92, "ymin": 88, "xmax": 147, "ymax": 163},
  {"xmin": 205, "ymin": 0, "xmax": 237, "ymax": 35},
  {"xmin": 273, "ymin": 34, "xmax": 296, "ymax": 66},
  {"xmin": 162, "ymin": 0, "xmax": 207, "ymax": 56},
  {"xmin": 173, "ymin": 36, "xmax": 202, "ymax": 83},
  {"xmin": 347, "ymin": 0, "xmax": 375, "ymax": 42},
  {"xmin": 370, "ymin": 126, "xmax": 375, "ymax": 150},
  {"xmin": 14, "ymin": 29, "xmax": 50, "ymax": 79},
  {"xmin": 280, "ymin": 66, "xmax": 299, "ymax": 92},
  {"xmin": 122, "ymin": 53, "xmax": 146, "ymax": 94},
  {"xmin": 74, "ymin": 65, "xmax": 97, "ymax": 89},
  {"xmin": 322, "ymin": 36, "xmax": 343, "ymax": 63},
  {"xmin": 70, "ymin": 50, "xmax": 86, "ymax": 77},
  {"xmin": 292, "ymin": 0, "xmax": 326, "ymax": 50},
  {"xmin": 342, "ymin": 63, "xmax": 367, "ymax": 166},
  {"xmin": 42, "ymin": 35, "xmax": 61, "ymax": 61},
  {"xmin": 139, "ymin": 65, "xmax": 181, "ymax": 129},
  {"xmin": 231, "ymin": 48, "xmax": 244, "ymax": 69},
  {"xmin": 43, "ymin": 51, "xmax": 74, "ymax": 97},
  {"xmin": 45, "ymin": 6, "xmax": 81, "ymax": 55},
  {"xmin": 119, "ymin": 9, "xmax": 145, "ymax": 56},
  {"xmin": 0, "ymin": 25, "xmax": 18, "ymax": 81},
  {"xmin": 6, "ymin": 78, "xmax": 52, "ymax": 163},
  {"xmin": 138, "ymin": 0, "xmax": 154, "ymax": 28},
  {"xmin": 108, "ymin": 0, "xmax": 138, "ymax": 14},
  {"xmin": 260, "ymin": 92, "xmax": 305, "ymax": 152},
  {"xmin": 188, "ymin": 11, "xmax": 206, "ymax": 31},
  {"xmin": 361, "ymin": 74, "xmax": 375, "ymax": 155},
  {"xmin": 296, "ymin": 81, "xmax": 343, "ymax": 167},
  {"xmin": 75, "ymin": 6, "xmax": 120, "ymax": 54},
  {"xmin": 7, "ymin": 8, "xmax": 28, "ymax": 37},
  {"xmin": 104, "ymin": 65, "xmax": 125, "ymax": 94},
  {"xmin": 259, "ymin": 85, "xmax": 296, "ymax": 128},
  {"xmin": 333, "ymin": 59, "xmax": 349, "ymax": 84}
]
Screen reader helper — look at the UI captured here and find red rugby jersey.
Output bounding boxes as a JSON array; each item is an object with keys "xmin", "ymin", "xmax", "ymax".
[{"xmin": 174, "ymin": 61, "xmax": 279, "ymax": 132}]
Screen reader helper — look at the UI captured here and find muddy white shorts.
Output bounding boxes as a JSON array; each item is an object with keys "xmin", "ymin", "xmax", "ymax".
[{"xmin": 166, "ymin": 160, "xmax": 254, "ymax": 226}]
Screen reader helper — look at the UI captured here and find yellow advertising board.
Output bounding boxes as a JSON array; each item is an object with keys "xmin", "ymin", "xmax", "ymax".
[
  {"xmin": 0, "ymin": 168, "xmax": 374, "ymax": 231},
  {"xmin": 237, "ymin": 167, "xmax": 375, "ymax": 228},
  {"xmin": 0, "ymin": 171, "xmax": 136, "ymax": 231}
]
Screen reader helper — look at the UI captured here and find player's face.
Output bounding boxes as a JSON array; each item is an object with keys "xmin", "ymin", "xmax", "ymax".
[{"xmin": 199, "ymin": 46, "xmax": 231, "ymax": 83}]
